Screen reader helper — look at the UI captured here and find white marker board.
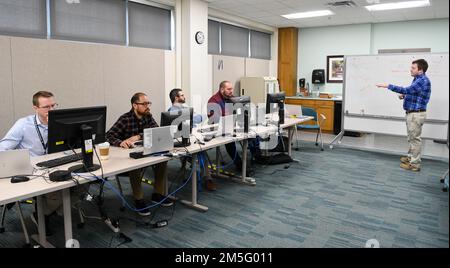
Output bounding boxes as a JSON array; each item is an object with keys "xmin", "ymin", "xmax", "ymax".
[{"xmin": 343, "ymin": 53, "xmax": 449, "ymax": 140}]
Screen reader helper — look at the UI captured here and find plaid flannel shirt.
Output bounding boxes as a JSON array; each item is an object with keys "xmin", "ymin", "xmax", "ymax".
[
  {"xmin": 388, "ymin": 74, "xmax": 431, "ymax": 112},
  {"xmin": 106, "ymin": 110, "xmax": 159, "ymax": 147}
]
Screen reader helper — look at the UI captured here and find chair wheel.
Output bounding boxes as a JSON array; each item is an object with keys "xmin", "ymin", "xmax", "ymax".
[
  {"xmin": 0, "ymin": 227, "xmax": 5, "ymax": 233},
  {"xmin": 77, "ymin": 223, "xmax": 85, "ymax": 229},
  {"xmin": 321, "ymin": 149, "xmax": 324, "ymax": 151},
  {"xmin": 315, "ymin": 143, "xmax": 319, "ymax": 146}
]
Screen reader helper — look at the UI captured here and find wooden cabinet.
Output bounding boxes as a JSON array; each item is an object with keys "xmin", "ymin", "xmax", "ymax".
[
  {"xmin": 278, "ymin": 28, "xmax": 298, "ymax": 97},
  {"xmin": 285, "ymin": 98, "xmax": 336, "ymax": 133}
]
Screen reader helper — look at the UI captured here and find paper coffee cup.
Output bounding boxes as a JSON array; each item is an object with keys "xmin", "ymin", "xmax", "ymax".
[{"xmin": 98, "ymin": 142, "xmax": 110, "ymax": 160}]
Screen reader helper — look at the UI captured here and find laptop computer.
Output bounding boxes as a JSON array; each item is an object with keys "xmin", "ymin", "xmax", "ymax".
[
  {"xmin": 0, "ymin": 149, "xmax": 34, "ymax": 178},
  {"xmin": 143, "ymin": 126, "xmax": 174, "ymax": 156}
]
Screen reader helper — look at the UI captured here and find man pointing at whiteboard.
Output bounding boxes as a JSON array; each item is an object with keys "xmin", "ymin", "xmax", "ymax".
[{"xmin": 377, "ymin": 59, "xmax": 431, "ymax": 172}]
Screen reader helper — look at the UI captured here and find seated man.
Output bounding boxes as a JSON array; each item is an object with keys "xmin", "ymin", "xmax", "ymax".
[
  {"xmin": 0, "ymin": 91, "xmax": 62, "ymax": 235},
  {"xmin": 168, "ymin": 88, "xmax": 216, "ymax": 191},
  {"xmin": 106, "ymin": 92, "xmax": 173, "ymax": 216},
  {"xmin": 208, "ymin": 81, "xmax": 253, "ymax": 174}
]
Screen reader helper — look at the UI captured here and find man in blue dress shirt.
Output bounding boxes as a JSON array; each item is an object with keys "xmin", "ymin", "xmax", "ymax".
[
  {"xmin": 0, "ymin": 91, "xmax": 61, "ymax": 234},
  {"xmin": 377, "ymin": 59, "xmax": 431, "ymax": 172}
]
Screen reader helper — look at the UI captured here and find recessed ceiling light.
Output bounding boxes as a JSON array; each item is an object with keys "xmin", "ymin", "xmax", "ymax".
[
  {"xmin": 282, "ymin": 10, "xmax": 334, "ymax": 19},
  {"xmin": 365, "ymin": 0, "xmax": 430, "ymax": 11}
]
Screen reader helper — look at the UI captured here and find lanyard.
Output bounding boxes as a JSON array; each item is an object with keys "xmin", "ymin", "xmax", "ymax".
[{"xmin": 34, "ymin": 115, "xmax": 47, "ymax": 152}]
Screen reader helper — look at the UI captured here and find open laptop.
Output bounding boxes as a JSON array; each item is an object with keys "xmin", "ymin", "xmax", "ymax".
[
  {"xmin": 0, "ymin": 149, "xmax": 34, "ymax": 178},
  {"xmin": 143, "ymin": 126, "xmax": 174, "ymax": 156}
]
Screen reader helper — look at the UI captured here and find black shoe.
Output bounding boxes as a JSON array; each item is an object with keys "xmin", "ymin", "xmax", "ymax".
[
  {"xmin": 151, "ymin": 193, "xmax": 174, "ymax": 207},
  {"xmin": 440, "ymin": 179, "xmax": 445, "ymax": 183},
  {"xmin": 443, "ymin": 187, "xmax": 448, "ymax": 193},
  {"xmin": 134, "ymin": 200, "xmax": 151, "ymax": 216},
  {"xmin": 30, "ymin": 212, "xmax": 53, "ymax": 236}
]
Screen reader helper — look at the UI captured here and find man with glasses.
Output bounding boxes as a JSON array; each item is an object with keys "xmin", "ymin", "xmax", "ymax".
[
  {"xmin": 106, "ymin": 92, "xmax": 173, "ymax": 216},
  {"xmin": 0, "ymin": 91, "xmax": 61, "ymax": 235},
  {"xmin": 0, "ymin": 91, "xmax": 58, "ymax": 156}
]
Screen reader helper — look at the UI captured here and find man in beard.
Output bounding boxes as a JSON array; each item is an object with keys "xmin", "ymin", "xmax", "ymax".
[{"xmin": 106, "ymin": 92, "xmax": 172, "ymax": 216}]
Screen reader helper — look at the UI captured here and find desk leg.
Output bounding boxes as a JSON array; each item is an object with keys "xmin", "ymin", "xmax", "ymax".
[
  {"xmin": 31, "ymin": 195, "xmax": 54, "ymax": 248},
  {"xmin": 215, "ymin": 147, "xmax": 220, "ymax": 176},
  {"xmin": 180, "ymin": 154, "xmax": 208, "ymax": 212},
  {"xmin": 240, "ymin": 139, "xmax": 256, "ymax": 185},
  {"xmin": 211, "ymin": 141, "xmax": 256, "ymax": 186},
  {"xmin": 62, "ymin": 188, "xmax": 73, "ymax": 247},
  {"xmin": 288, "ymin": 127, "xmax": 293, "ymax": 157}
]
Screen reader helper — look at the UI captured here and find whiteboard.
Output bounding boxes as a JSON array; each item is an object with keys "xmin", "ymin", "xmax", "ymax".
[{"xmin": 343, "ymin": 53, "xmax": 449, "ymax": 140}]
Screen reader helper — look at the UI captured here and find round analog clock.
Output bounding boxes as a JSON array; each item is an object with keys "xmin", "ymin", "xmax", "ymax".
[{"xmin": 195, "ymin": 31, "xmax": 205, "ymax": 44}]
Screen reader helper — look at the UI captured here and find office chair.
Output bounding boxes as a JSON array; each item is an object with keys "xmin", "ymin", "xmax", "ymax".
[
  {"xmin": 0, "ymin": 202, "xmax": 31, "ymax": 247},
  {"xmin": 297, "ymin": 107, "xmax": 326, "ymax": 151}
]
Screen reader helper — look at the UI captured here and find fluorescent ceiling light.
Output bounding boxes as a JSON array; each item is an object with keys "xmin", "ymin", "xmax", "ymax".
[
  {"xmin": 365, "ymin": 0, "xmax": 430, "ymax": 11},
  {"xmin": 282, "ymin": 10, "xmax": 334, "ymax": 19}
]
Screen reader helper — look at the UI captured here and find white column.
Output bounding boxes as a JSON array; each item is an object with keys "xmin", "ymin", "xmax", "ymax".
[{"xmin": 176, "ymin": 0, "xmax": 209, "ymax": 115}]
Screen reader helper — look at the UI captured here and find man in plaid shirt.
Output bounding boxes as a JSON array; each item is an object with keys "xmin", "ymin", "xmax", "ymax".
[
  {"xmin": 106, "ymin": 92, "xmax": 172, "ymax": 216},
  {"xmin": 377, "ymin": 59, "xmax": 431, "ymax": 172}
]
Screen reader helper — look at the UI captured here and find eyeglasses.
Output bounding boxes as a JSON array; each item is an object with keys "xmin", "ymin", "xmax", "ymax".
[
  {"xmin": 38, "ymin": 103, "xmax": 59, "ymax": 110},
  {"xmin": 135, "ymin": 102, "xmax": 152, "ymax": 106}
]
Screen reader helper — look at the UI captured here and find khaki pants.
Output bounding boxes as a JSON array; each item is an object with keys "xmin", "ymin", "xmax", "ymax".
[
  {"xmin": 42, "ymin": 186, "xmax": 89, "ymax": 216},
  {"xmin": 129, "ymin": 162, "xmax": 167, "ymax": 201},
  {"xmin": 406, "ymin": 112, "xmax": 427, "ymax": 166}
]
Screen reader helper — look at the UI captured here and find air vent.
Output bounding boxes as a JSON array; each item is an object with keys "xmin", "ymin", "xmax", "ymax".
[{"xmin": 326, "ymin": 1, "xmax": 357, "ymax": 7}]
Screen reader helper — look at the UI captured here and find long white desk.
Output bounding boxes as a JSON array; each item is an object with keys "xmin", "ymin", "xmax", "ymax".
[
  {"xmin": 178, "ymin": 116, "xmax": 313, "ymax": 212},
  {"xmin": 0, "ymin": 116, "xmax": 312, "ymax": 247},
  {"xmin": 0, "ymin": 146, "xmax": 173, "ymax": 247}
]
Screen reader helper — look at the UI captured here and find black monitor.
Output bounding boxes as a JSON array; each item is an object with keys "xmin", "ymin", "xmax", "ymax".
[
  {"xmin": 266, "ymin": 92, "xmax": 285, "ymax": 125},
  {"xmin": 228, "ymin": 96, "xmax": 251, "ymax": 134},
  {"xmin": 160, "ymin": 107, "xmax": 193, "ymax": 147},
  {"xmin": 48, "ymin": 106, "xmax": 107, "ymax": 173}
]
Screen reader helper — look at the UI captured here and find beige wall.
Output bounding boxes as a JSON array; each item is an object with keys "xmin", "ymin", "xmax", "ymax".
[
  {"xmin": 0, "ymin": 35, "xmax": 167, "ymax": 137},
  {"xmin": 0, "ymin": 36, "xmax": 14, "ymax": 137},
  {"xmin": 210, "ymin": 54, "xmax": 271, "ymax": 97}
]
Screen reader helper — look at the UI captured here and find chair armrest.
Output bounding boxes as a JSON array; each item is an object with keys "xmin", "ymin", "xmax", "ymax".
[{"xmin": 318, "ymin": 114, "xmax": 326, "ymax": 127}]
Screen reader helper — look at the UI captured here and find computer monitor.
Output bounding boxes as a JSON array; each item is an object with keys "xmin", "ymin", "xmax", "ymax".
[
  {"xmin": 228, "ymin": 96, "xmax": 251, "ymax": 134},
  {"xmin": 266, "ymin": 92, "xmax": 285, "ymax": 125},
  {"xmin": 48, "ymin": 106, "xmax": 107, "ymax": 173},
  {"xmin": 160, "ymin": 107, "xmax": 193, "ymax": 147}
]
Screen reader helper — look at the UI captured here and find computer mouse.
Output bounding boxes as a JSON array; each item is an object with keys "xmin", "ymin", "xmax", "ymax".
[{"xmin": 11, "ymin": 176, "xmax": 30, "ymax": 183}]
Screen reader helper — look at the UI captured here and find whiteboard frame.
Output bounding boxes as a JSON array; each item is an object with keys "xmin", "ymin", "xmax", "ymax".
[{"xmin": 331, "ymin": 52, "xmax": 449, "ymax": 149}]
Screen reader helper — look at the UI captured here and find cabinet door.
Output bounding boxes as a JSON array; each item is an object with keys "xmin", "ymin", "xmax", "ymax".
[{"xmin": 316, "ymin": 105, "xmax": 334, "ymax": 131}]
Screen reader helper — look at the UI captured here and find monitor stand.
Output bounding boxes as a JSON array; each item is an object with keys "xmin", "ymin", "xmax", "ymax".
[
  {"xmin": 174, "ymin": 137, "xmax": 191, "ymax": 148},
  {"xmin": 68, "ymin": 124, "xmax": 101, "ymax": 174}
]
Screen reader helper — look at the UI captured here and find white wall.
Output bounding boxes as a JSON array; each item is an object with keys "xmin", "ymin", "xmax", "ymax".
[
  {"xmin": 298, "ymin": 19, "xmax": 450, "ymax": 95},
  {"xmin": 371, "ymin": 19, "xmax": 450, "ymax": 54},
  {"xmin": 299, "ymin": 24, "xmax": 372, "ymax": 95}
]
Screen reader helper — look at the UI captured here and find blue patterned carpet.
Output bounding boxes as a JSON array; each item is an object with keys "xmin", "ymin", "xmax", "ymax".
[{"xmin": 1, "ymin": 142, "xmax": 448, "ymax": 248}]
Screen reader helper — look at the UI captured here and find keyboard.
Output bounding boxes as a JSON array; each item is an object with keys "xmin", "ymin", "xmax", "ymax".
[
  {"xmin": 130, "ymin": 151, "xmax": 169, "ymax": 159},
  {"xmin": 36, "ymin": 154, "xmax": 82, "ymax": 168}
]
